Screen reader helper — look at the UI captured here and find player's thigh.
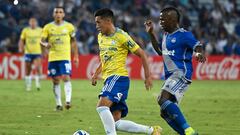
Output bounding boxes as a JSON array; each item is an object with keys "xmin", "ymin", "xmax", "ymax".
[
  {"xmin": 161, "ymin": 75, "xmax": 190, "ymax": 104},
  {"xmin": 33, "ymin": 57, "xmax": 42, "ymax": 67},
  {"xmin": 52, "ymin": 76, "xmax": 61, "ymax": 84},
  {"xmin": 59, "ymin": 60, "xmax": 72, "ymax": 76},
  {"xmin": 97, "ymin": 96, "xmax": 113, "ymax": 107}
]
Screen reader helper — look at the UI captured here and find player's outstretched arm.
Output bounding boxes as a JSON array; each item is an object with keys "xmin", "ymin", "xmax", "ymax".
[
  {"xmin": 134, "ymin": 48, "xmax": 152, "ymax": 90},
  {"xmin": 91, "ymin": 63, "xmax": 102, "ymax": 86},
  {"xmin": 71, "ymin": 37, "xmax": 79, "ymax": 67},
  {"xmin": 194, "ymin": 46, "xmax": 206, "ymax": 63},
  {"xmin": 144, "ymin": 20, "xmax": 162, "ymax": 55}
]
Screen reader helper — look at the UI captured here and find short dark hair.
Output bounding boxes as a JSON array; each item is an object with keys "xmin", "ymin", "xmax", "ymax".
[
  {"xmin": 161, "ymin": 6, "xmax": 180, "ymax": 22},
  {"xmin": 94, "ymin": 8, "xmax": 114, "ymax": 21},
  {"xmin": 54, "ymin": 6, "xmax": 65, "ymax": 12}
]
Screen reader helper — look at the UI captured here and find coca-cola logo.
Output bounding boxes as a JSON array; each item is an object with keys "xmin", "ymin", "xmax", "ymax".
[{"xmin": 196, "ymin": 57, "xmax": 240, "ymax": 80}]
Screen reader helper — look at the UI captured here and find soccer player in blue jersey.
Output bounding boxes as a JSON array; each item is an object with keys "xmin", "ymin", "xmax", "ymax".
[
  {"xmin": 92, "ymin": 8, "xmax": 161, "ymax": 135},
  {"xmin": 145, "ymin": 7, "xmax": 206, "ymax": 135}
]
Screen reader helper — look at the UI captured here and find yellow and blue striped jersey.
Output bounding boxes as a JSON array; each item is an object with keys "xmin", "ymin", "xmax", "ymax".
[
  {"xmin": 98, "ymin": 28, "xmax": 140, "ymax": 80},
  {"xmin": 41, "ymin": 21, "xmax": 75, "ymax": 62},
  {"xmin": 20, "ymin": 27, "xmax": 42, "ymax": 54}
]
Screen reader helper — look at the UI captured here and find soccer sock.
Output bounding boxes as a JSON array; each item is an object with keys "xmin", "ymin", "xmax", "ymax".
[
  {"xmin": 164, "ymin": 117, "xmax": 185, "ymax": 135},
  {"xmin": 35, "ymin": 75, "xmax": 40, "ymax": 88},
  {"xmin": 161, "ymin": 100, "xmax": 190, "ymax": 130},
  {"xmin": 64, "ymin": 81, "xmax": 72, "ymax": 103},
  {"xmin": 115, "ymin": 119, "xmax": 153, "ymax": 135},
  {"xmin": 53, "ymin": 84, "xmax": 62, "ymax": 106},
  {"xmin": 25, "ymin": 76, "xmax": 32, "ymax": 88},
  {"xmin": 96, "ymin": 106, "xmax": 117, "ymax": 135}
]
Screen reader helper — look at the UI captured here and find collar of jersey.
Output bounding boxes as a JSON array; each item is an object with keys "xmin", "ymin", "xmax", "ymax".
[
  {"xmin": 168, "ymin": 28, "xmax": 183, "ymax": 36},
  {"xmin": 103, "ymin": 27, "xmax": 118, "ymax": 37},
  {"xmin": 52, "ymin": 21, "xmax": 66, "ymax": 26}
]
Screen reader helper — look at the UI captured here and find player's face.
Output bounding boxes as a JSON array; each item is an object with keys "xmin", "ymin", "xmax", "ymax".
[
  {"xmin": 53, "ymin": 8, "xmax": 65, "ymax": 22},
  {"xmin": 95, "ymin": 16, "xmax": 109, "ymax": 34},
  {"xmin": 159, "ymin": 11, "xmax": 176, "ymax": 32},
  {"xmin": 29, "ymin": 18, "xmax": 37, "ymax": 28}
]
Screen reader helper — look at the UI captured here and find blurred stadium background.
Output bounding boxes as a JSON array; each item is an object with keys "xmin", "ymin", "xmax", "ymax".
[{"xmin": 0, "ymin": 0, "xmax": 240, "ymax": 135}]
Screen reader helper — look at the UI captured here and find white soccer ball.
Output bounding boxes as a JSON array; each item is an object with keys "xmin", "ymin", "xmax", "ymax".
[{"xmin": 73, "ymin": 130, "xmax": 90, "ymax": 135}]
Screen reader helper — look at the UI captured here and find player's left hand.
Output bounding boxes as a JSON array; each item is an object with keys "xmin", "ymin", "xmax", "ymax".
[
  {"xmin": 195, "ymin": 52, "xmax": 206, "ymax": 63},
  {"xmin": 73, "ymin": 55, "xmax": 79, "ymax": 67},
  {"xmin": 144, "ymin": 77, "xmax": 153, "ymax": 91}
]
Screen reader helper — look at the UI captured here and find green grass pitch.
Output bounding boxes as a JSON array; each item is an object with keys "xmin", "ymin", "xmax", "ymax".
[{"xmin": 0, "ymin": 80, "xmax": 239, "ymax": 135}]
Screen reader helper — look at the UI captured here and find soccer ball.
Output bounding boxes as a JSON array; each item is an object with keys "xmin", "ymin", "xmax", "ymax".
[{"xmin": 73, "ymin": 130, "xmax": 90, "ymax": 135}]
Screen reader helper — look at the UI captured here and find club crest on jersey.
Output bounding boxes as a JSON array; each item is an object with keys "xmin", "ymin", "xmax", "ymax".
[
  {"xmin": 112, "ymin": 40, "xmax": 116, "ymax": 45},
  {"xmin": 62, "ymin": 29, "xmax": 68, "ymax": 33},
  {"xmin": 171, "ymin": 37, "xmax": 176, "ymax": 43}
]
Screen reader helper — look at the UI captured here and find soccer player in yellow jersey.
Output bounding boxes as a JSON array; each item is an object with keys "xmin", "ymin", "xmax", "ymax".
[
  {"xmin": 19, "ymin": 17, "xmax": 42, "ymax": 91},
  {"xmin": 92, "ymin": 8, "xmax": 161, "ymax": 135},
  {"xmin": 40, "ymin": 7, "xmax": 79, "ymax": 111}
]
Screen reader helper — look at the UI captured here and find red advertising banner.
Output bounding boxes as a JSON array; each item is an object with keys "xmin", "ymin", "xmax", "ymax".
[{"xmin": 0, "ymin": 54, "xmax": 239, "ymax": 80}]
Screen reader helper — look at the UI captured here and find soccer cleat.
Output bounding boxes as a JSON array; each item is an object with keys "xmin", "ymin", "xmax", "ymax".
[
  {"xmin": 185, "ymin": 127, "xmax": 198, "ymax": 135},
  {"xmin": 151, "ymin": 126, "xmax": 162, "ymax": 135},
  {"xmin": 55, "ymin": 105, "xmax": 63, "ymax": 111},
  {"xmin": 65, "ymin": 102, "xmax": 71, "ymax": 110}
]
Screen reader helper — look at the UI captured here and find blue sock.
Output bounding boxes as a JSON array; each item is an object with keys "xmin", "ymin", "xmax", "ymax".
[
  {"xmin": 161, "ymin": 100, "xmax": 190, "ymax": 130},
  {"xmin": 164, "ymin": 117, "xmax": 185, "ymax": 135}
]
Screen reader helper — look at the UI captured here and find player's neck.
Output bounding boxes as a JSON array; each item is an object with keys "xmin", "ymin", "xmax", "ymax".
[
  {"xmin": 30, "ymin": 26, "xmax": 36, "ymax": 29},
  {"xmin": 54, "ymin": 20, "xmax": 64, "ymax": 25},
  {"xmin": 105, "ymin": 26, "xmax": 116, "ymax": 36},
  {"xmin": 168, "ymin": 27, "xmax": 180, "ymax": 34}
]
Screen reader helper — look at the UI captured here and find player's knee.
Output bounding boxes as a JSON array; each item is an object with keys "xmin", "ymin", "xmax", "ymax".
[
  {"xmin": 160, "ymin": 110, "xmax": 167, "ymax": 119},
  {"xmin": 52, "ymin": 78, "xmax": 60, "ymax": 85},
  {"xmin": 157, "ymin": 95, "xmax": 166, "ymax": 106},
  {"xmin": 62, "ymin": 75, "xmax": 70, "ymax": 82}
]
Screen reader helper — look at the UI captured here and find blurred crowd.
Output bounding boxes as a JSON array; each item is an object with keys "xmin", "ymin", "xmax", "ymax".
[{"xmin": 0, "ymin": 0, "xmax": 240, "ymax": 56}]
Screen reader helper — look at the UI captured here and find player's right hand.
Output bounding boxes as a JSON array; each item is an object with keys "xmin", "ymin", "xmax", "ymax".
[
  {"xmin": 144, "ymin": 20, "xmax": 154, "ymax": 34},
  {"xmin": 91, "ymin": 75, "xmax": 97, "ymax": 86},
  {"xmin": 40, "ymin": 41, "xmax": 51, "ymax": 49}
]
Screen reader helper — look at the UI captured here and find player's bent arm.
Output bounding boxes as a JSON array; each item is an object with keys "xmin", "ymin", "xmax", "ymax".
[
  {"xmin": 40, "ymin": 38, "xmax": 50, "ymax": 48},
  {"xmin": 194, "ymin": 46, "xmax": 206, "ymax": 63},
  {"xmin": 18, "ymin": 39, "xmax": 25, "ymax": 53},
  {"xmin": 134, "ymin": 48, "xmax": 152, "ymax": 90},
  {"xmin": 148, "ymin": 32, "xmax": 162, "ymax": 55},
  {"xmin": 134, "ymin": 48, "xmax": 151, "ymax": 79}
]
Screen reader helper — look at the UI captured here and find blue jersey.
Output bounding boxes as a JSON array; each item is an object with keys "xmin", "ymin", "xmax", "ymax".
[{"xmin": 161, "ymin": 28, "xmax": 201, "ymax": 81}]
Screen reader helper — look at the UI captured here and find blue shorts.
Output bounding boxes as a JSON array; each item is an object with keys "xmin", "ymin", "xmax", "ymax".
[
  {"xmin": 99, "ymin": 75, "xmax": 130, "ymax": 118},
  {"xmin": 24, "ymin": 54, "xmax": 41, "ymax": 62},
  {"xmin": 48, "ymin": 60, "xmax": 72, "ymax": 77}
]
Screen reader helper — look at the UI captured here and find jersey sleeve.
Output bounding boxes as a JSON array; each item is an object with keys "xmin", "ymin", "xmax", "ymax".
[
  {"xmin": 20, "ymin": 28, "xmax": 26, "ymax": 40},
  {"xmin": 121, "ymin": 33, "xmax": 140, "ymax": 53},
  {"xmin": 184, "ymin": 32, "xmax": 201, "ymax": 50},
  {"xmin": 69, "ymin": 23, "xmax": 76, "ymax": 38},
  {"xmin": 41, "ymin": 25, "xmax": 49, "ymax": 39}
]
